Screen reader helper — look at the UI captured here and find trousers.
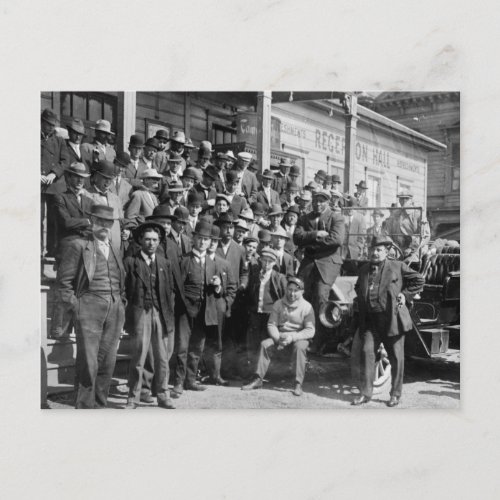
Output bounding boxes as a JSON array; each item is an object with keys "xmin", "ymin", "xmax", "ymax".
[
  {"xmin": 74, "ymin": 293, "xmax": 125, "ymax": 409},
  {"xmin": 255, "ymin": 338, "xmax": 309, "ymax": 384}
]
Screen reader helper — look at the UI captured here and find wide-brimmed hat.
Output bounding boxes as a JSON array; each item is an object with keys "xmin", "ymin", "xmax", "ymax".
[
  {"xmin": 289, "ymin": 165, "xmax": 301, "ymax": 176},
  {"xmin": 258, "ymin": 229, "xmax": 272, "ymax": 243},
  {"xmin": 133, "ymin": 221, "xmax": 166, "ymax": 243},
  {"xmin": 370, "ymin": 235, "xmax": 393, "ymax": 248},
  {"xmin": 140, "ymin": 168, "xmax": 163, "ymax": 179},
  {"xmin": 94, "ymin": 160, "xmax": 117, "ymax": 179},
  {"xmin": 235, "ymin": 219, "xmax": 248, "ymax": 231},
  {"xmin": 216, "ymin": 193, "xmax": 231, "ymax": 204},
  {"xmin": 315, "ymin": 169, "xmax": 327, "ymax": 181},
  {"xmin": 239, "ymin": 208, "xmax": 254, "ymax": 222},
  {"xmin": 238, "ymin": 152, "xmax": 253, "ymax": 162},
  {"xmin": 171, "ymin": 131, "xmax": 186, "ymax": 144},
  {"xmin": 66, "ymin": 162, "xmax": 90, "ymax": 178},
  {"xmin": 114, "ymin": 151, "xmax": 131, "ymax": 169},
  {"xmin": 203, "ymin": 164, "xmax": 219, "ymax": 181},
  {"xmin": 184, "ymin": 137, "xmax": 195, "ymax": 149},
  {"xmin": 147, "ymin": 204, "xmax": 177, "ymax": 221},
  {"xmin": 355, "ymin": 180, "xmax": 368, "ymax": 189},
  {"xmin": 260, "ymin": 248, "xmax": 278, "ymax": 262},
  {"xmin": 268, "ymin": 204, "xmax": 283, "ymax": 216},
  {"xmin": 129, "ymin": 134, "xmax": 145, "ymax": 148},
  {"xmin": 299, "ymin": 190, "xmax": 312, "ymax": 202},
  {"xmin": 313, "ymin": 189, "xmax": 331, "ymax": 201},
  {"xmin": 261, "ymin": 169, "xmax": 275, "ymax": 180},
  {"xmin": 331, "ymin": 174, "xmax": 341, "ymax": 184},
  {"xmin": 182, "ymin": 167, "xmax": 201, "ymax": 181},
  {"xmin": 88, "ymin": 204, "xmax": 116, "ymax": 221},
  {"xmin": 286, "ymin": 205, "xmax": 300, "ymax": 216},
  {"xmin": 145, "ymin": 137, "xmax": 160, "ymax": 150},
  {"xmin": 225, "ymin": 150, "xmax": 237, "ymax": 162},
  {"xmin": 167, "ymin": 180, "xmax": 184, "ymax": 192},
  {"xmin": 193, "ymin": 220, "xmax": 213, "ymax": 238},
  {"xmin": 279, "ymin": 158, "xmax": 292, "ymax": 168},
  {"xmin": 271, "ymin": 226, "xmax": 290, "ymax": 239},
  {"xmin": 173, "ymin": 206, "xmax": 189, "ymax": 223},
  {"xmin": 66, "ymin": 118, "xmax": 85, "ymax": 135},
  {"xmin": 287, "ymin": 276, "xmax": 304, "ymax": 290},
  {"xmin": 41, "ymin": 108, "xmax": 58, "ymax": 126},
  {"xmin": 216, "ymin": 152, "xmax": 229, "ymax": 161},
  {"xmin": 167, "ymin": 152, "xmax": 183, "ymax": 164},
  {"xmin": 214, "ymin": 212, "xmax": 234, "ymax": 226},
  {"xmin": 91, "ymin": 119, "xmax": 114, "ymax": 135},
  {"xmin": 155, "ymin": 129, "xmax": 169, "ymax": 140}
]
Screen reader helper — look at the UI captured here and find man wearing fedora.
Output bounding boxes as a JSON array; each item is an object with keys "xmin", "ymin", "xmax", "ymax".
[
  {"xmin": 352, "ymin": 180, "xmax": 369, "ymax": 208},
  {"xmin": 172, "ymin": 220, "xmax": 233, "ymax": 395},
  {"xmin": 297, "ymin": 190, "xmax": 312, "ymax": 216},
  {"xmin": 122, "ymin": 134, "xmax": 149, "ymax": 187},
  {"xmin": 366, "ymin": 209, "xmax": 388, "ymax": 249},
  {"xmin": 184, "ymin": 191, "xmax": 205, "ymax": 237},
  {"xmin": 159, "ymin": 180, "xmax": 184, "ymax": 213},
  {"xmin": 182, "ymin": 137, "xmax": 195, "ymax": 168},
  {"xmin": 125, "ymin": 168, "xmax": 163, "ymax": 227},
  {"xmin": 152, "ymin": 129, "xmax": 170, "ymax": 174},
  {"xmin": 180, "ymin": 167, "xmax": 201, "ymax": 205},
  {"xmin": 86, "ymin": 160, "xmax": 124, "ymax": 253},
  {"xmin": 282, "ymin": 205, "xmax": 300, "ymax": 257},
  {"xmin": 294, "ymin": 190, "xmax": 345, "ymax": 355},
  {"xmin": 213, "ymin": 152, "xmax": 230, "ymax": 193},
  {"xmin": 272, "ymin": 158, "xmax": 292, "ymax": 196},
  {"xmin": 352, "ymin": 235, "xmax": 424, "ymax": 407},
  {"xmin": 41, "ymin": 108, "xmax": 70, "ymax": 257},
  {"xmin": 281, "ymin": 181, "xmax": 300, "ymax": 212},
  {"xmin": 81, "ymin": 119, "xmax": 116, "ymax": 174},
  {"xmin": 57, "ymin": 204, "xmax": 126, "ymax": 408},
  {"xmin": 271, "ymin": 226, "xmax": 295, "ymax": 277},
  {"xmin": 123, "ymin": 222, "xmax": 176, "ymax": 409},
  {"xmin": 267, "ymin": 203, "xmax": 284, "ymax": 233},
  {"xmin": 110, "ymin": 152, "xmax": 133, "ymax": 209},
  {"xmin": 256, "ymin": 169, "xmax": 281, "ymax": 214},
  {"xmin": 242, "ymin": 276, "xmax": 315, "ymax": 396}
]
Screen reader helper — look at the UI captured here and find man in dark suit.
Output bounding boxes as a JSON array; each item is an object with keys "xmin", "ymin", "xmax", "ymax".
[
  {"xmin": 223, "ymin": 170, "xmax": 248, "ymax": 218},
  {"xmin": 123, "ymin": 222, "xmax": 176, "ymax": 409},
  {"xmin": 366, "ymin": 209, "xmax": 388, "ymax": 251},
  {"xmin": 294, "ymin": 190, "xmax": 345, "ymax": 354},
  {"xmin": 235, "ymin": 152, "xmax": 258, "ymax": 203},
  {"xmin": 80, "ymin": 119, "xmax": 116, "ymax": 174},
  {"xmin": 172, "ymin": 221, "xmax": 233, "ymax": 396},
  {"xmin": 41, "ymin": 108, "xmax": 70, "ymax": 256},
  {"xmin": 122, "ymin": 134, "xmax": 148, "ymax": 188},
  {"xmin": 352, "ymin": 236, "xmax": 424, "ymax": 407},
  {"xmin": 65, "ymin": 118, "xmax": 86, "ymax": 168},
  {"xmin": 188, "ymin": 164, "xmax": 218, "ymax": 211},
  {"xmin": 271, "ymin": 226, "xmax": 295, "ymax": 277},
  {"xmin": 272, "ymin": 158, "xmax": 292, "ymax": 197},
  {"xmin": 111, "ymin": 152, "xmax": 133, "ymax": 209},
  {"xmin": 168, "ymin": 206, "xmax": 192, "ymax": 256},
  {"xmin": 255, "ymin": 169, "xmax": 281, "ymax": 214},
  {"xmin": 56, "ymin": 205, "xmax": 126, "ymax": 409}
]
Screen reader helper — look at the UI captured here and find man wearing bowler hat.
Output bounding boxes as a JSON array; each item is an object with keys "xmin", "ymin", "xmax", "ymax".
[
  {"xmin": 152, "ymin": 129, "xmax": 170, "ymax": 174},
  {"xmin": 123, "ymin": 134, "xmax": 148, "ymax": 187},
  {"xmin": 41, "ymin": 108, "xmax": 70, "ymax": 257},
  {"xmin": 81, "ymin": 119, "xmax": 116, "ymax": 173},
  {"xmin": 172, "ymin": 220, "xmax": 234, "ymax": 395},
  {"xmin": 352, "ymin": 235, "xmax": 424, "ymax": 407},
  {"xmin": 256, "ymin": 169, "xmax": 281, "ymax": 214},
  {"xmin": 242, "ymin": 276, "xmax": 315, "ymax": 396},
  {"xmin": 168, "ymin": 206, "xmax": 192, "ymax": 256},
  {"xmin": 86, "ymin": 160, "xmax": 124, "ymax": 254},
  {"xmin": 123, "ymin": 221, "xmax": 176, "ymax": 409},
  {"xmin": 125, "ymin": 168, "xmax": 163, "ymax": 227},
  {"xmin": 56, "ymin": 204, "xmax": 126, "ymax": 408},
  {"xmin": 294, "ymin": 189, "xmax": 345, "ymax": 355}
]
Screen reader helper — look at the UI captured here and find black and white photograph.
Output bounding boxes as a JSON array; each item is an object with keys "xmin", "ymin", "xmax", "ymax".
[{"xmin": 40, "ymin": 91, "xmax": 460, "ymax": 410}]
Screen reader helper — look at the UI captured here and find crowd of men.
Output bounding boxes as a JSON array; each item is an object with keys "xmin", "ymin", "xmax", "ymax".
[{"xmin": 41, "ymin": 108, "xmax": 426, "ymax": 409}]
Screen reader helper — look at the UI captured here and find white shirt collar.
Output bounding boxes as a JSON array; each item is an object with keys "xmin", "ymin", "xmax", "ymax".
[
  {"xmin": 192, "ymin": 249, "xmax": 206, "ymax": 259},
  {"xmin": 141, "ymin": 251, "xmax": 155, "ymax": 263}
]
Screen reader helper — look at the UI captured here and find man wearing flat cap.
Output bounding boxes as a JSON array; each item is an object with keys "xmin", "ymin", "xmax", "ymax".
[
  {"xmin": 352, "ymin": 235, "xmax": 424, "ymax": 407},
  {"xmin": 294, "ymin": 189, "xmax": 345, "ymax": 355},
  {"xmin": 125, "ymin": 168, "xmax": 162, "ymax": 227},
  {"xmin": 56, "ymin": 205, "xmax": 126, "ymax": 408},
  {"xmin": 80, "ymin": 119, "xmax": 116, "ymax": 174},
  {"xmin": 123, "ymin": 222, "xmax": 176, "ymax": 409},
  {"xmin": 172, "ymin": 220, "xmax": 234, "ymax": 395},
  {"xmin": 242, "ymin": 275, "xmax": 314, "ymax": 396},
  {"xmin": 41, "ymin": 108, "xmax": 70, "ymax": 257},
  {"xmin": 86, "ymin": 160, "xmax": 125, "ymax": 254},
  {"xmin": 256, "ymin": 169, "xmax": 281, "ymax": 214}
]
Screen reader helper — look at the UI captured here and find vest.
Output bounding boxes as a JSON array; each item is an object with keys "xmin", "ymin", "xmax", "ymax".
[
  {"xmin": 143, "ymin": 258, "xmax": 160, "ymax": 311},
  {"xmin": 367, "ymin": 262, "xmax": 385, "ymax": 313},
  {"xmin": 184, "ymin": 256, "xmax": 206, "ymax": 302},
  {"xmin": 88, "ymin": 247, "xmax": 121, "ymax": 298}
]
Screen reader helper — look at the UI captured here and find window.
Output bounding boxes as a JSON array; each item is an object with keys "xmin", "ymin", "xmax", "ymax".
[
  {"xmin": 451, "ymin": 142, "xmax": 460, "ymax": 192},
  {"xmin": 367, "ymin": 175, "xmax": 381, "ymax": 206},
  {"xmin": 212, "ymin": 123, "xmax": 237, "ymax": 145}
]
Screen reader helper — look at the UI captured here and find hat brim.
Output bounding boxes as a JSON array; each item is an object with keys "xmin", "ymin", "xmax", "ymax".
[
  {"xmin": 90, "ymin": 127, "xmax": 115, "ymax": 135},
  {"xmin": 146, "ymin": 214, "xmax": 177, "ymax": 221},
  {"xmin": 95, "ymin": 172, "xmax": 117, "ymax": 179},
  {"xmin": 86, "ymin": 211, "xmax": 118, "ymax": 221},
  {"xmin": 66, "ymin": 169, "xmax": 90, "ymax": 178},
  {"xmin": 66, "ymin": 125, "xmax": 85, "ymax": 135}
]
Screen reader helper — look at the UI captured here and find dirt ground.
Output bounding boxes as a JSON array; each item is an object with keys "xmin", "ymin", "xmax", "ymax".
[{"xmin": 47, "ymin": 354, "xmax": 460, "ymax": 410}]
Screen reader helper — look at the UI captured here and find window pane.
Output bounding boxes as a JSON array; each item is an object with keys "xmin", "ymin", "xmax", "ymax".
[
  {"xmin": 89, "ymin": 96, "xmax": 102, "ymax": 122},
  {"xmin": 103, "ymin": 101, "xmax": 114, "ymax": 122},
  {"xmin": 215, "ymin": 129, "xmax": 223, "ymax": 145},
  {"xmin": 73, "ymin": 94, "xmax": 86, "ymax": 120},
  {"xmin": 61, "ymin": 93, "xmax": 71, "ymax": 117}
]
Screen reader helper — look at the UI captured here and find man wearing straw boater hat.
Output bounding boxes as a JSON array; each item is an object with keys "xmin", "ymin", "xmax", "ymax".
[
  {"xmin": 351, "ymin": 235, "xmax": 424, "ymax": 407},
  {"xmin": 172, "ymin": 220, "xmax": 234, "ymax": 396},
  {"xmin": 56, "ymin": 204, "xmax": 126, "ymax": 408},
  {"xmin": 81, "ymin": 119, "xmax": 116, "ymax": 173},
  {"xmin": 123, "ymin": 221, "xmax": 176, "ymax": 409}
]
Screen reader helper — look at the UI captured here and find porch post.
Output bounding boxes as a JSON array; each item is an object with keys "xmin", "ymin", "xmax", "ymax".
[
  {"xmin": 118, "ymin": 91, "xmax": 136, "ymax": 152},
  {"xmin": 257, "ymin": 91, "xmax": 272, "ymax": 175},
  {"xmin": 344, "ymin": 93, "xmax": 358, "ymax": 194}
]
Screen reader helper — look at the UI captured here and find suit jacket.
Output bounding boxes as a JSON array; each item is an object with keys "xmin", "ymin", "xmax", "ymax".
[
  {"xmin": 124, "ymin": 252, "xmax": 175, "ymax": 334},
  {"xmin": 153, "ymin": 150, "xmax": 168, "ymax": 175},
  {"xmin": 86, "ymin": 186, "xmax": 124, "ymax": 253},
  {"xmin": 122, "ymin": 158, "xmax": 150, "ymax": 188},
  {"xmin": 294, "ymin": 207, "xmax": 345, "ymax": 285},
  {"xmin": 189, "ymin": 183, "xmax": 217, "ymax": 211},
  {"xmin": 54, "ymin": 189, "xmax": 95, "ymax": 247},
  {"xmin": 210, "ymin": 254, "xmax": 237, "ymax": 318},
  {"xmin": 240, "ymin": 169, "xmax": 259, "ymax": 203},
  {"xmin": 355, "ymin": 259, "xmax": 424, "ymax": 337},
  {"xmin": 80, "ymin": 141, "xmax": 116, "ymax": 173},
  {"xmin": 168, "ymin": 231, "xmax": 192, "ymax": 257},
  {"xmin": 272, "ymin": 173, "xmax": 289, "ymax": 196},
  {"xmin": 110, "ymin": 177, "xmax": 133, "ymax": 209},
  {"xmin": 41, "ymin": 132, "xmax": 70, "ymax": 194},
  {"xmin": 57, "ymin": 237, "xmax": 126, "ymax": 309},
  {"xmin": 243, "ymin": 267, "xmax": 287, "ymax": 313},
  {"xmin": 216, "ymin": 240, "xmax": 248, "ymax": 287},
  {"xmin": 343, "ymin": 213, "xmax": 366, "ymax": 260},
  {"xmin": 274, "ymin": 250, "xmax": 295, "ymax": 277},
  {"xmin": 255, "ymin": 187, "xmax": 281, "ymax": 214},
  {"xmin": 124, "ymin": 188, "xmax": 159, "ymax": 227},
  {"xmin": 180, "ymin": 251, "xmax": 235, "ymax": 325}
]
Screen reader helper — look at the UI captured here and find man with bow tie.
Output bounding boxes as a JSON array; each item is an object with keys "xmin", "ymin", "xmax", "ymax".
[
  {"xmin": 294, "ymin": 190, "xmax": 345, "ymax": 355},
  {"xmin": 351, "ymin": 235, "xmax": 424, "ymax": 407}
]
